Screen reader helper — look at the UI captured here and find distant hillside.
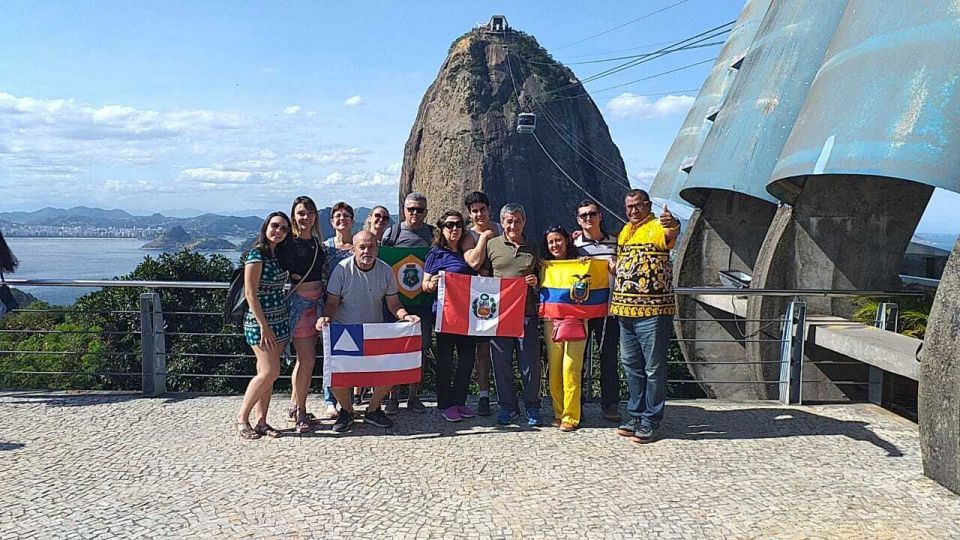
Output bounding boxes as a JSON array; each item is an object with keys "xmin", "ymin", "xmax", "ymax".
[
  {"xmin": 0, "ymin": 205, "xmax": 380, "ymax": 241},
  {"xmin": 0, "ymin": 206, "xmax": 262, "ymax": 239}
]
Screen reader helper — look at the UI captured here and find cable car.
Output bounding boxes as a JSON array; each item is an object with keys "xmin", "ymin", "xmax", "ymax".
[{"xmin": 517, "ymin": 113, "xmax": 536, "ymax": 134}]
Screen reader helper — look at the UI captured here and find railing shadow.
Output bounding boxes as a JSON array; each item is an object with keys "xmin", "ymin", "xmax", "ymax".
[
  {"xmin": 663, "ymin": 403, "xmax": 904, "ymax": 457},
  {"xmin": 0, "ymin": 390, "xmax": 200, "ymax": 408}
]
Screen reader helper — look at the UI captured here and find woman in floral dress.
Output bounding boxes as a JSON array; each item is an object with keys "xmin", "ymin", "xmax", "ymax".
[{"xmin": 236, "ymin": 211, "xmax": 291, "ymax": 440}]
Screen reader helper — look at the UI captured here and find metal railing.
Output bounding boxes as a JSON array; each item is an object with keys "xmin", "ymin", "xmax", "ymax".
[{"xmin": 1, "ymin": 278, "xmax": 929, "ymax": 405}]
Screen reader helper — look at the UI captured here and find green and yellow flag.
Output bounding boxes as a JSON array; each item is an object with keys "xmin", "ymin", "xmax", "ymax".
[{"xmin": 378, "ymin": 246, "xmax": 432, "ymax": 307}]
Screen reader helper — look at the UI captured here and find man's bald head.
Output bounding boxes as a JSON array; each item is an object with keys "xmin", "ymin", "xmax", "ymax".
[
  {"xmin": 352, "ymin": 230, "xmax": 379, "ymax": 269},
  {"xmin": 353, "ymin": 230, "xmax": 376, "ymax": 245}
]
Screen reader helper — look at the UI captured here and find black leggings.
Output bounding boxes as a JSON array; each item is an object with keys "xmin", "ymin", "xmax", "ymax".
[{"xmin": 434, "ymin": 333, "xmax": 477, "ymax": 409}]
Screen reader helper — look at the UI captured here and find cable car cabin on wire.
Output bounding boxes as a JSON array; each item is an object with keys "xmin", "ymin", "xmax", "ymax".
[{"xmin": 517, "ymin": 113, "xmax": 536, "ymax": 134}]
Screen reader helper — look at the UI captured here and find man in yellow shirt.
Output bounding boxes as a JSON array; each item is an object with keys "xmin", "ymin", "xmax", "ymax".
[{"xmin": 610, "ymin": 189, "xmax": 680, "ymax": 443}]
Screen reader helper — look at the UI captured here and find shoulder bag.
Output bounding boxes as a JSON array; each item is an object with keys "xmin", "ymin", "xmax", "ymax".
[{"xmin": 551, "ymin": 317, "xmax": 586, "ymax": 342}]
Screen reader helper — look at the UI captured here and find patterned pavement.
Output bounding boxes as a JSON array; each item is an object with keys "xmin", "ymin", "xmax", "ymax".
[{"xmin": 1, "ymin": 392, "xmax": 958, "ymax": 539}]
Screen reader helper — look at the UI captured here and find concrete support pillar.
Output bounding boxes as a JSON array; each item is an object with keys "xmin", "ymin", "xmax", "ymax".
[
  {"xmin": 745, "ymin": 176, "xmax": 933, "ymax": 400},
  {"xmin": 674, "ymin": 192, "xmax": 776, "ymax": 399},
  {"xmin": 920, "ymin": 239, "xmax": 960, "ymax": 495}
]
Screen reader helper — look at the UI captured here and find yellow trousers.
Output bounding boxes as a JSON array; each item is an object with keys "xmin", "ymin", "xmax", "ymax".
[{"xmin": 545, "ymin": 319, "xmax": 586, "ymax": 426}]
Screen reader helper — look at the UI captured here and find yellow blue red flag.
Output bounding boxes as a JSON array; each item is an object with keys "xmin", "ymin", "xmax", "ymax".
[{"xmin": 538, "ymin": 259, "xmax": 611, "ymax": 319}]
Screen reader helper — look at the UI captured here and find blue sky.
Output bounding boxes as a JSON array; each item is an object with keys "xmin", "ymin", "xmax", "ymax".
[{"xmin": 1, "ymin": 0, "xmax": 957, "ymax": 233}]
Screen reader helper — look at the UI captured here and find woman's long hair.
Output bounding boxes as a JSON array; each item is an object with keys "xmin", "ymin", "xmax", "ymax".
[
  {"xmin": 432, "ymin": 210, "xmax": 466, "ymax": 252},
  {"xmin": 253, "ymin": 212, "xmax": 291, "ymax": 256},
  {"xmin": 0, "ymin": 230, "xmax": 17, "ymax": 273},
  {"xmin": 289, "ymin": 195, "xmax": 323, "ymax": 241},
  {"xmin": 542, "ymin": 225, "xmax": 575, "ymax": 260},
  {"xmin": 363, "ymin": 205, "xmax": 391, "ymax": 234}
]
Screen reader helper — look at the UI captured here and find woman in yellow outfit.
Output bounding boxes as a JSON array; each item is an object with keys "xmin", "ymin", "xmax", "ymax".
[{"xmin": 541, "ymin": 225, "xmax": 587, "ymax": 432}]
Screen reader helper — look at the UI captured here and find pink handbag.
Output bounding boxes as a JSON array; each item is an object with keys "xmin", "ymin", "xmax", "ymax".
[{"xmin": 551, "ymin": 318, "xmax": 586, "ymax": 342}]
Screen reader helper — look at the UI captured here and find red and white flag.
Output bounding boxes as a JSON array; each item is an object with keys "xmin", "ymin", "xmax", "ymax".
[
  {"xmin": 322, "ymin": 322, "xmax": 422, "ymax": 387},
  {"xmin": 435, "ymin": 272, "xmax": 526, "ymax": 337}
]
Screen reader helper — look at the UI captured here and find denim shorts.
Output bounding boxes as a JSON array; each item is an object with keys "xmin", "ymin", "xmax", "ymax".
[{"xmin": 287, "ymin": 289, "xmax": 324, "ymax": 339}]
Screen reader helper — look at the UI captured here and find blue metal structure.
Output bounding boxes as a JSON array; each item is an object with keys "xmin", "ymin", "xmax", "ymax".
[
  {"xmin": 770, "ymin": 0, "xmax": 960, "ymax": 201},
  {"xmin": 680, "ymin": 0, "xmax": 849, "ymax": 207},
  {"xmin": 648, "ymin": 0, "xmax": 770, "ymax": 204}
]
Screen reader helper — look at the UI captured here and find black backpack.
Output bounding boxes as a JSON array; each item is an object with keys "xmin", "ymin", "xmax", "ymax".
[
  {"xmin": 0, "ymin": 271, "xmax": 18, "ymax": 321},
  {"xmin": 223, "ymin": 256, "xmax": 248, "ymax": 323}
]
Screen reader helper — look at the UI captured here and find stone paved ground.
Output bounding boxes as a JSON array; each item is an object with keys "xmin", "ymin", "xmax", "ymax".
[{"xmin": 1, "ymin": 392, "xmax": 958, "ymax": 539}]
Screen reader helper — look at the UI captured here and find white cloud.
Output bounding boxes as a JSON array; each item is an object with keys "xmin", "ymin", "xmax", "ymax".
[
  {"xmin": 0, "ymin": 91, "xmax": 244, "ymax": 140},
  {"xmin": 319, "ymin": 168, "xmax": 399, "ymax": 188},
  {"xmin": 343, "ymin": 95, "xmax": 364, "ymax": 107},
  {"xmin": 179, "ymin": 167, "xmax": 263, "ymax": 184},
  {"xmin": 629, "ymin": 167, "xmax": 658, "ymax": 189},
  {"xmin": 291, "ymin": 147, "xmax": 370, "ymax": 165},
  {"xmin": 284, "ymin": 105, "xmax": 302, "ymax": 115},
  {"xmin": 606, "ymin": 93, "xmax": 695, "ymax": 120}
]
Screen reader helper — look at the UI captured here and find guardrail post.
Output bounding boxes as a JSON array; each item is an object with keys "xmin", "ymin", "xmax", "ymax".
[
  {"xmin": 139, "ymin": 291, "xmax": 165, "ymax": 396},
  {"xmin": 868, "ymin": 302, "xmax": 898, "ymax": 405},
  {"xmin": 778, "ymin": 298, "xmax": 806, "ymax": 404}
]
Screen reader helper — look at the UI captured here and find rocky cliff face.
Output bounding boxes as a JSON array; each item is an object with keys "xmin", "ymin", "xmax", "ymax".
[{"xmin": 400, "ymin": 28, "xmax": 628, "ymax": 236}]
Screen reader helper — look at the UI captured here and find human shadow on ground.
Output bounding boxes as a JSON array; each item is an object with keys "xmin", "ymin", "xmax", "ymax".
[
  {"xmin": 0, "ymin": 442, "xmax": 25, "ymax": 452},
  {"xmin": 295, "ymin": 402, "xmax": 906, "ymax": 457},
  {"xmin": 661, "ymin": 403, "xmax": 904, "ymax": 457}
]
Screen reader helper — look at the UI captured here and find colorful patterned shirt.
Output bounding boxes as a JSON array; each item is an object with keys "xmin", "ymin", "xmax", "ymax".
[{"xmin": 610, "ymin": 217, "xmax": 676, "ymax": 318}]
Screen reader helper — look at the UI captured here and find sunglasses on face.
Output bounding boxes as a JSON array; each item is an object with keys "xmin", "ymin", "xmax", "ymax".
[
  {"xmin": 442, "ymin": 221, "xmax": 463, "ymax": 230},
  {"xmin": 626, "ymin": 202, "xmax": 650, "ymax": 211},
  {"xmin": 372, "ymin": 213, "xmax": 389, "ymax": 220},
  {"xmin": 406, "ymin": 207, "xmax": 425, "ymax": 214},
  {"xmin": 578, "ymin": 211, "xmax": 599, "ymax": 220},
  {"xmin": 269, "ymin": 222, "xmax": 289, "ymax": 232}
]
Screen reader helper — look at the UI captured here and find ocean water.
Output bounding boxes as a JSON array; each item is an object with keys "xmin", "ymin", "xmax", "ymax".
[{"xmin": 4, "ymin": 238, "xmax": 244, "ymax": 306}]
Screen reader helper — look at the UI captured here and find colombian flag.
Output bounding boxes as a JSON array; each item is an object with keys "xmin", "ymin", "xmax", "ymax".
[{"xmin": 538, "ymin": 259, "xmax": 611, "ymax": 319}]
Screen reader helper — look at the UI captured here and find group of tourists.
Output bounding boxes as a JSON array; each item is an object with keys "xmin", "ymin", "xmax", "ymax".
[{"xmin": 234, "ymin": 188, "xmax": 680, "ymax": 446}]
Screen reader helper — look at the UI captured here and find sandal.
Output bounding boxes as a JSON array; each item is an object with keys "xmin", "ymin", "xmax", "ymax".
[
  {"xmin": 295, "ymin": 408, "xmax": 312, "ymax": 434},
  {"xmin": 237, "ymin": 421, "xmax": 261, "ymax": 440},
  {"xmin": 288, "ymin": 405, "xmax": 321, "ymax": 424},
  {"xmin": 254, "ymin": 423, "xmax": 284, "ymax": 438}
]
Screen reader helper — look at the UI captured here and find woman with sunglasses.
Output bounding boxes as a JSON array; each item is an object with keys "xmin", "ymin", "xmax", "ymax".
[
  {"xmin": 320, "ymin": 201, "xmax": 356, "ymax": 417},
  {"xmin": 236, "ymin": 211, "xmax": 292, "ymax": 440},
  {"xmin": 363, "ymin": 205, "xmax": 392, "ymax": 243},
  {"xmin": 542, "ymin": 225, "xmax": 587, "ymax": 432},
  {"xmin": 281, "ymin": 196, "xmax": 326, "ymax": 433},
  {"xmin": 421, "ymin": 210, "xmax": 479, "ymax": 422}
]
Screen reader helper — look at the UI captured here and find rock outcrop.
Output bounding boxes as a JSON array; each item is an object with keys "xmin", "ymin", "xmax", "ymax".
[
  {"xmin": 400, "ymin": 27, "xmax": 628, "ymax": 236},
  {"xmin": 142, "ymin": 226, "xmax": 236, "ymax": 251}
]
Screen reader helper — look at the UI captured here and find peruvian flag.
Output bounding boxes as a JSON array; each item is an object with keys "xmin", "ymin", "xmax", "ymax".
[
  {"xmin": 435, "ymin": 272, "xmax": 527, "ymax": 337},
  {"xmin": 322, "ymin": 322, "xmax": 422, "ymax": 387}
]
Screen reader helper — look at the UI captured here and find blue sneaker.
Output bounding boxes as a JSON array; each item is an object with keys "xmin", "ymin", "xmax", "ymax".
[
  {"xmin": 526, "ymin": 407, "xmax": 541, "ymax": 427},
  {"xmin": 496, "ymin": 409, "xmax": 519, "ymax": 425}
]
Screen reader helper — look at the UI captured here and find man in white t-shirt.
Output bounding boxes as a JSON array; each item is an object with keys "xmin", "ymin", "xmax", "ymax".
[
  {"xmin": 318, "ymin": 231, "xmax": 420, "ymax": 432},
  {"xmin": 461, "ymin": 191, "xmax": 501, "ymax": 416},
  {"xmin": 572, "ymin": 199, "xmax": 622, "ymax": 423}
]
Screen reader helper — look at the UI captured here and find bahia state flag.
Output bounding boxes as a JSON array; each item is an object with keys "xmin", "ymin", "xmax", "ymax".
[
  {"xmin": 435, "ymin": 272, "xmax": 527, "ymax": 337},
  {"xmin": 378, "ymin": 246, "xmax": 432, "ymax": 308},
  {"xmin": 321, "ymin": 322, "xmax": 422, "ymax": 387},
  {"xmin": 538, "ymin": 259, "xmax": 611, "ymax": 319}
]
